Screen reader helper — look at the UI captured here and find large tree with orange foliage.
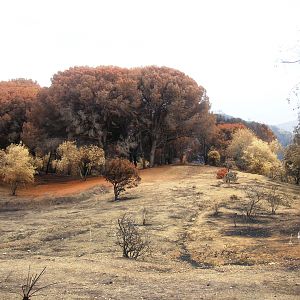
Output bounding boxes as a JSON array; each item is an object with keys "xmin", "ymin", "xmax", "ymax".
[
  {"xmin": 0, "ymin": 79, "xmax": 40, "ymax": 148},
  {"xmin": 23, "ymin": 67, "xmax": 139, "ymax": 150},
  {"xmin": 135, "ymin": 66, "xmax": 212, "ymax": 166}
]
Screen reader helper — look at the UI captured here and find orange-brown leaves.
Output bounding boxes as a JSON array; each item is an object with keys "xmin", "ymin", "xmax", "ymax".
[
  {"xmin": 103, "ymin": 158, "xmax": 140, "ymax": 200},
  {"xmin": 0, "ymin": 79, "xmax": 41, "ymax": 148}
]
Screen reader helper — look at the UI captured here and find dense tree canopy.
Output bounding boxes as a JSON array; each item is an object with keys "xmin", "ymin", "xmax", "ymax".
[
  {"xmin": 285, "ymin": 143, "xmax": 300, "ymax": 184},
  {"xmin": 21, "ymin": 66, "xmax": 215, "ymax": 167},
  {"xmin": 213, "ymin": 123, "xmax": 246, "ymax": 160},
  {"xmin": 0, "ymin": 79, "xmax": 40, "ymax": 148},
  {"xmin": 134, "ymin": 66, "xmax": 211, "ymax": 166}
]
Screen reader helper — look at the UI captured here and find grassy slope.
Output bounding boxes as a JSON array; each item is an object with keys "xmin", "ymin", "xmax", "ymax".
[{"xmin": 0, "ymin": 165, "xmax": 299, "ymax": 299}]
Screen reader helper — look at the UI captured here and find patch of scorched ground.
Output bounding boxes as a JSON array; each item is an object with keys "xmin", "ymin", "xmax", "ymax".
[{"xmin": 0, "ymin": 165, "xmax": 299, "ymax": 299}]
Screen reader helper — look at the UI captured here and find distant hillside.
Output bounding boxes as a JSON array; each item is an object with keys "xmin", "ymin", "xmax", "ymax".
[
  {"xmin": 215, "ymin": 113, "xmax": 295, "ymax": 147},
  {"xmin": 269, "ymin": 125, "xmax": 293, "ymax": 147},
  {"xmin": 215, "ymin": 114, "xmax": 275, "ymax": 143},
  {"xmin": 276, "ymin": 120, "xmax": 298, "ymax": 133}
]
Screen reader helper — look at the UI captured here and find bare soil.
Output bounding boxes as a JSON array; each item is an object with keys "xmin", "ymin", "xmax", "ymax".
[{"xmin": 0, "ymin": 165, "xmax": 299, "ymax": 299}]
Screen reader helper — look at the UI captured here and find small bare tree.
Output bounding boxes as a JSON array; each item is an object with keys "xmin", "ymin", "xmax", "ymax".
[
  {"xmin": 116, "ymin": 214, "xmax": 150, "ymax": 259},
  {"xmin": 211, "ymin": 199, "xmax": 223, "ymax": 216},
  {"xmin": 265, "ymin": 185, "xmax": 289, "ymax": 215},
  {"xmin": 243, "ymin": 186, "xmax": 265, "ymax": 219}
]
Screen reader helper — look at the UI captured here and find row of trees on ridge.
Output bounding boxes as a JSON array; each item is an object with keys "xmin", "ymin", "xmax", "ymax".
[{"xmin": 0, "ymin": 65, "xmax": 299, "ymax": 196}]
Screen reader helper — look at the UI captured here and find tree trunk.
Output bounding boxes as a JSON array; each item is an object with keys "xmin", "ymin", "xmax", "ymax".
[
  {"xmin": 138, "ymin": 132, "xmax": 146, "ymax": 169},
  {"xmin": 45, "ymin": 151, "xmax": 52, "ymax": 174},
  {"xmin": 114, "ymin": 185, "xmax": 119, "ymax": 201},
  {"xmin": 11, "ymin": 182, "xmax": 17, "ymax": 196},
  {"xmin": 142, "ymin": 158, "xmax": 146, "ymax": 169},
  {"xmin": 149, "ymin": 139, "xmax": 157, "ymax": 168},
  {"xmin": 203, "ymin": 140, "xmax": 208, "ymax": 164}
]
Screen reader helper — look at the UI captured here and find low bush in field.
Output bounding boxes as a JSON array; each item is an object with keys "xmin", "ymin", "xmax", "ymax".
[
  {"xmin": 216, "ymin": 168, "xmax": 228, "ymax": 179},
  {"xmin": 224, "ymin": 171, "xmax": 238, "ymax": 184},
  {"xmin": 116, "ymin": 214, "xmax": 150, "ymax": 259}
]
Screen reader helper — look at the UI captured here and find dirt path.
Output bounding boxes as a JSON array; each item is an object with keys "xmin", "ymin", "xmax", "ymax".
[{"xmin": 11, "ymin": 165, "xmax": 182, "ymax": 198}]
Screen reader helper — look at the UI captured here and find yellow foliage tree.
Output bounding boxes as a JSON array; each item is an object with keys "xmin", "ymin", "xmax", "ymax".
[
  {"xmin": 53, "ymin": 141, "xmax": 105, "ymax": 180},
  {"xmin": 53, "ymin": 141, "xmax": 79, "ymax": 176},
  {"xmin": 227, "ymin": 128, "xmax": 256, "ymax": 170},
  {"xmin": 0, "ymin": 144, "xmax": 36, "ymax": 195},
  {"xmin": 242, "ymin": 139, "xmax": 281, "ymax": 175},
  {"xmin": 77, "ymin": 145, "xmax": 105, "ymax": 180}
]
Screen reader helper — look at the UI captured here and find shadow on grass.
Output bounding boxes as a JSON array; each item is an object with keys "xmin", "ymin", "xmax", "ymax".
[
  {"xmin": 108, "ymin": 195, "xmax": 141, "ymax": 202},
  {"xmin": 222, "ymin": 226, "xmax": 272, "ymax": 238},
  {"xmin": 208, "ymin": 210, "xmax": 275, "ymax": 225}
]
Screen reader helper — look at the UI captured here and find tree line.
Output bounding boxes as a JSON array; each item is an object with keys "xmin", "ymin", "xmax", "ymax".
[
  {"xmin": 1, "ymin": 66, "xmax": 217, "ymax": 168},
  {"xmin": 0, "ymin": 65, "xmax": 299, "ymax": 189}
]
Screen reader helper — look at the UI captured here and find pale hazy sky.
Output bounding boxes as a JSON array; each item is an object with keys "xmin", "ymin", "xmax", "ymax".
[{"xmin": 0, "ymin": 0, "xmax": 299, "ymax": 124}]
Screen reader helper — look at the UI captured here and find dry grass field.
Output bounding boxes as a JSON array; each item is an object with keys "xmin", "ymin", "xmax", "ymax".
[{"xmin": 0, "ymin": 165, "xmax": 299, "ymax": 299}]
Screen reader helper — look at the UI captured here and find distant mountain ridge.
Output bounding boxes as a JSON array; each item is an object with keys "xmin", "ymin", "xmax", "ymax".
[
  {"xmin": 269, "ymin": 125, "xmax": 293, "ymax": 147},
  {"xmin": 274, "ymin": 120, "xmax": 298, "ymax": 133}
]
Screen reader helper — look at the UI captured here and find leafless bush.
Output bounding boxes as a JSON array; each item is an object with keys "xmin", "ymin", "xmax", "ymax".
[
  {"xmin": 211, "ymin": 199, "xmax": 223, "ymax": 216},
  {"xmin": 116, "ymin": 214, "xmax": 150, "ymax": 259},
  {"xmin": 265, "ymin": 185, "xmax": 290, "ymax": 214},
  {"xmin": 243, "ymin": 186, "xmax": 265, "ymax": 219}
]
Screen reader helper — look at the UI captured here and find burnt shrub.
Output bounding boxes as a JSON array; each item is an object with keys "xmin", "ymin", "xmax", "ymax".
[{"xmin": 216, "ymin": 168, "xmax": 228, "ymax": 179}]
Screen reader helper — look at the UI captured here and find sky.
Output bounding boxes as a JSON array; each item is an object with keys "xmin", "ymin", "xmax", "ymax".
[{"xmin": 0, "ymin": 0, "xmax": 299, "ymax": 125}]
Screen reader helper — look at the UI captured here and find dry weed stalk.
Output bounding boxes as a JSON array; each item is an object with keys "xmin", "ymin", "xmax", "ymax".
[{"xmin": 21, "ymin": 266, "xmax": 55, "ymax": 300}]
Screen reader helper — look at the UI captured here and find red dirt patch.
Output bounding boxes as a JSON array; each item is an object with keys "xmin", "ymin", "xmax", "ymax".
[
  {"xmin": 19, "ymin": 176, "xmax": 110, "ymax": 197},
  {"xmin": 13, "ymin": 165, "xmax": 183, "ymax": 197}
]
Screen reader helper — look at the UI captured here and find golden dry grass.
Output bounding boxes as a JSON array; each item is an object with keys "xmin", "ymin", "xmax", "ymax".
[{"xmin": 0, "ymin": 165, "xmax": 299, "ymax": 299}]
